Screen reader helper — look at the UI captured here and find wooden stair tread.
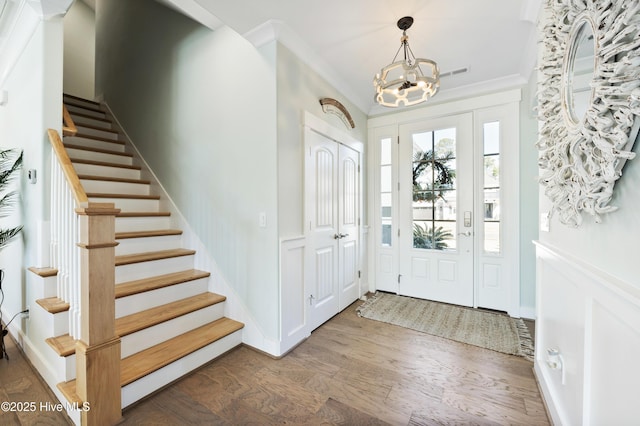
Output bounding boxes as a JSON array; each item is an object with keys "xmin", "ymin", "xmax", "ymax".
[
  {"xmin": 63, "ymin": 101, "xmax": 105, "ymax": 114},
  {"xmin": 71, "ymin": 133, "xmax": 126, "ymax": 145},
  {"xmin": 116, "ymin": 248, "xmax": 195, "ymax": 266},
  {"xmin": 69, "ymin": 110, "xmax": 112, "ymax": 123},
  {"xmin": 27, "ymin": 266, "xmax": 58, "ymax": 278},
  {"xmin": 70, "ymin": 158, "xmax": 141, "ymax": 170},
  {"xmin": 116, "ymin": 211, "xmax": 171, "ymax": 217},
  {"xmin": 78, "ymin": 174, "xmax": 150, "ymax": 185},
  {"xmin": 115, "ymin": 269, "xmax": 210, "ymax": 298},
  {"xmin": 57, "ymin": 381, "xmax": 82, "ymax": 405},
  {"xmin": 57, "ymin": 318, "xmax": 244, "ymax": 400},
  {"xmin": 116, "ymin": 229, "xmax": 182, "ymax": 239},
  {"xmin": 121, "ymin": 318, "xmax": 243, "ymax": 386},
  {"xmin": 36, "ymin": 297, "xmax": 69, "ymax": 314},
  {"xmin": 63, "ymin": 143, "xmax": 131, "ymax": 157},
  {"xmin": 46, "ymin": 334, "xmax": 76, "ymax": 357},
  {"xmin": 74, "ymin": 123, "xmax": 119, "ymax": 135},
  {"xmin": 86, "ymin": 192, "xmax": 160, "ymax": 200},
  {"xmin": 63, "ymin": 93, "xmax": 100, "ymax": 106},
  {"xmin": 115, "ymin": 293, "xmax": 226, "ymax": 337}
]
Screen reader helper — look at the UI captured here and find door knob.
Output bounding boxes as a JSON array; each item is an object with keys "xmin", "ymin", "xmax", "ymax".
[{"xmin": 458, "ymin": 231, "xmax": 472, "ymax": 237}]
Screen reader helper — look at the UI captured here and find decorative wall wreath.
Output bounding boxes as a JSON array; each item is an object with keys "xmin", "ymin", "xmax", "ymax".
[{"xmin": 537, "ymin": 0, "xmax": 640, "ymax": 227}]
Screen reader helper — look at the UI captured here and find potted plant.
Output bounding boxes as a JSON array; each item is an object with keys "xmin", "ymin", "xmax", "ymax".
[{"xmin": 0, "ymin": 148, "xmax": 23, "ymax": 360}]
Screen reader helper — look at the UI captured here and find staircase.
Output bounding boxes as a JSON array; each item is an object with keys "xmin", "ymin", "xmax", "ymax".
[{"xmin": 37, "ymin": 94, "xmax": 244, "ymax": 419}]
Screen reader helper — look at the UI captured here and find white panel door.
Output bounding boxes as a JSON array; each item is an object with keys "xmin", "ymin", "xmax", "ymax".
[
  {"xmin": 306, "ymin": 129, "xmax": 360, "ymax": 330},
  {"xmin": 398, "ymin": 114, "xmax": 474, "ymax": 306},
  {"xmin": 338, "ymin": 144, "xmax": 360, "ymax": 310}
]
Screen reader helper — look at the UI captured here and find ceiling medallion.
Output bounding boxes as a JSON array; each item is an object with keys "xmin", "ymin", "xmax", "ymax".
[{"xmin": 373, "ymin": 16, "xmax": 440, "ymax": 108}]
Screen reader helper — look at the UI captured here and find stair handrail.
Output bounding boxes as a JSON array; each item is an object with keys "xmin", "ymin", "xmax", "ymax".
[
  {"xmin": 48, "ymin": 124, "xmax": 122, "ymax": 424},
  {"xmin": 48, "ymin": 129, "xmax": 88, "ymax": 208},
  {"xmin": 62, "ymin": 104, "xmax": 78, "ymax": 136}
]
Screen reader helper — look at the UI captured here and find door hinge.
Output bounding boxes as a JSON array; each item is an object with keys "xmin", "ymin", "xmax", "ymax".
[
  {"xmin": 358, "ymin": 164, "xmax": 360, "ymax": 173},
  {"xmin": 398, "ymin": 274, "xmax": 402, "ymax": 283},
  {"xmin": 358, "ymin": 270, "xmax": 361, "ymax": 278},
  {"xmin": 397, "ymin": 228, "xmax": 400, "ymax": 237}
]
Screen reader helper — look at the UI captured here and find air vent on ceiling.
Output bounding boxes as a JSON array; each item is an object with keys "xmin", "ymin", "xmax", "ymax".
[{"xmin": 440, "ymin": 67, "xmax": 470, "ymax": 78}]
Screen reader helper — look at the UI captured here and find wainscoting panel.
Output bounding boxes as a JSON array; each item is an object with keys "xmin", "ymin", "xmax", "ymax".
[
  {"xmin": 279, "ymin": 236, "xmax": 308, "ymax": 355},
  {"xmin": 534, "ymin": 241, "xmax": 640, "ymax": 425}
]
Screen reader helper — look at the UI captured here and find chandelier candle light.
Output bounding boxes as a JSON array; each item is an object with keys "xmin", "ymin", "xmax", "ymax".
[{"xmin": 373, "ymin": 16, "xmax": 440, "ymax": 107}]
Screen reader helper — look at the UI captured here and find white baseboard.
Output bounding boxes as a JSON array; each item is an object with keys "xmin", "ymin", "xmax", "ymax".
[{"xmin": 519, "ymin": 306, "xmax": 536, "ymax": 320}]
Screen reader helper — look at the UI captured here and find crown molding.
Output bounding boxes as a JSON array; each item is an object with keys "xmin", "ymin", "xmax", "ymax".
[{"xmin": 243, "ymin": 19, "xmax": 369, "ymax": 116}]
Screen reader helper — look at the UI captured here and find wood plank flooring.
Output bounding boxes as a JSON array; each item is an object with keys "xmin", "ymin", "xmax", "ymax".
[
  {"xmin": 1, "ymin": 302, "xmax": 549, "ymax": 425},
  {"xmin": 0, "ymin": 331, "xmax": 71, "ymax": 425}
]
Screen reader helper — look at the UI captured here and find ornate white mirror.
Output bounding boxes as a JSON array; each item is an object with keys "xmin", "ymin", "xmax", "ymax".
[
  {"xmin": 538, "ymin": 0, "xmax": 640, "ymax": 227},
  {"xmin": 562, "ymin": 15, "xmax": 595, "ymax": 126}
]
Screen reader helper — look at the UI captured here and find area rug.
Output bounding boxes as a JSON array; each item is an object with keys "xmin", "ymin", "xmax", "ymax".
[{"xmin": 356, "ymin": 292, "xmax": 534, "ymax": 361}]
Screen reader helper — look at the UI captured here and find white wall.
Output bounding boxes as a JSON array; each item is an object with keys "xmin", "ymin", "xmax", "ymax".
[
  {"xmin": 95, "ymin": 0, "xmax": 281, "ymax": 340},
  {"xmin": 275, "ymin": 43, "xmax": 368, "ymax": 239},
  {"xmin": 535, "ymin": 18, "xmax": 640, "ymax": 423},
  {"xmin": 519, "ymin": 73, "xmax": 539, "ymax": 317},
  {"xmin": 0, "ymin": 5, "xmax": 64, "ymax": 332},
  {"xmin": 63, "ymin": 0, "xmax": 95, "ymax": 99}
]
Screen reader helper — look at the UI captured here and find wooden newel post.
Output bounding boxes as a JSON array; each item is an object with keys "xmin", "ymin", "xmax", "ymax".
[{"xmin": 75, "ymin": 202, "xmax": 122, "ymax": 425}]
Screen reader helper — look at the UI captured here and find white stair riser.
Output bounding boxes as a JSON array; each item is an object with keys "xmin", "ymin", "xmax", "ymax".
[
  {"xmin": 116, "ymin": 255, "xmax": 194, "ymax": 283},
  {"xmin": 115, "ymin": 278, "xmax": 209, "ymax": 318},
  {"xmin": 33, "ymin": 309, "xmax": 70, "ymax": 338},
  {"xmin": 65, "ymin": 104, "xmax": 106, "ymax": 119},
  {"xmin": 71, "ymin": 115, "xmax": 113, "ymax": 130},
  {"xmin": 82, "ymin": 179, "xmax": 150, "ymax": 196},
  {"xmin": 89, "ymin": 197, "xmax": 158, "ymax": 212},
  {"xmin": 35, "ymin": 276, "xmax": 58, "ymax": 299},
  {"xmin": 73, "ymin": 162, "xmax": 141, "ymax": 180},
  {"xmin": 120, "ymin": 303, "xmax": 225, "ymax": 358},
  {"xmin": 66, "ymin": 135, "xmax": 125, "ymax": 152},
  {"xmin": 115, "ymin": 234, "xmax": 183, "ymax": 256},
  {"xmin": 48, "ymin": 350, "xmax": 76, "ymax": 382},
  {"xmin": 66, "ymin": 147, "xmax": 132, "ymax": 166},
  {"xmin": 121, "ymin": 330, "xmax": 242, "ymax": 408},
  {"xmin": 75, "ymin": 125, "xmax": 120, "ymax": 141},
  {"xmin": 115, "ymin": 216, "xmax": 171, "ymax": 233}
]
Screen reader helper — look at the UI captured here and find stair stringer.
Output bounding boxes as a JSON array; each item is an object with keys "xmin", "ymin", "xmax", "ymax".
[{"xmin": 102, "ymin": 102, "xmax": 281, "ymax": 356}]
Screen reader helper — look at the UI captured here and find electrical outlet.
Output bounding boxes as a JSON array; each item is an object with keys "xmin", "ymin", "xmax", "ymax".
[{"xmin": 22, "ymin": 307, "xmax": 29, "ymax": 319}]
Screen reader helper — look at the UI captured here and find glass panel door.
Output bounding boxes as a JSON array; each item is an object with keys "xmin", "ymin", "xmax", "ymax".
[{"xmin": 398, "ymin": 113, "xmax": 474, "ymax": 306}]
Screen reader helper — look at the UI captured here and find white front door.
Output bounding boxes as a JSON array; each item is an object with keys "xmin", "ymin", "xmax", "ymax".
[
  {"xmin": 398, "ymin": 114, "xmax": 474, "ymax": 306},
  {"xmin": 372, "ymin": 101, "xmax": 520, "ymax": 315},
  {"xmin": 306, "ymin": 128, "xmax": 360, "ymax": 331}
]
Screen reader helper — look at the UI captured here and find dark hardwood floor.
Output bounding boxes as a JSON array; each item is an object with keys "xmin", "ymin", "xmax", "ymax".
[{"xmin": 1, "ymin": 302, "xmax": 549, "ymax": 425}]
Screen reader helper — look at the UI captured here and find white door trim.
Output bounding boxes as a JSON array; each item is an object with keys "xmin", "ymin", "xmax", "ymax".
[{"xmin": 368, "ymin": 90, "xmax": 522, "ymax": 316}]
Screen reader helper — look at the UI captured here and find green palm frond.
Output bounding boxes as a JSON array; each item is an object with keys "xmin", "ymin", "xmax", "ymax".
[
  {"xmin": 413, "ymin": 224, "xmax": 453, "ymax": 250},
  {"xmin": 0, "ymin": 227, "xmax": 23, "ymax": 248},
  {"xmin": 0, "ymin": 150, "xmax": 23, "ymax": 192},
  {"xmin": 0, "ymin": 149, "xmax": 23, "ymax": 251}
]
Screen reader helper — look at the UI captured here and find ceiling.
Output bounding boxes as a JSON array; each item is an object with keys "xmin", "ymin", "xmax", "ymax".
[{"xmin": 89, "ymin": 0, "xmax": 542, "ymax": 116}]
